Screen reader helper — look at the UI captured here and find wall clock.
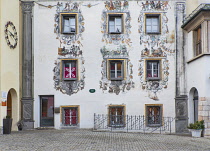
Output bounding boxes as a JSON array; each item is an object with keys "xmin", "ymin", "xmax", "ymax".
[{"xmin": 5, "ymin": 21, "xmax": 18, "ymax": 49}]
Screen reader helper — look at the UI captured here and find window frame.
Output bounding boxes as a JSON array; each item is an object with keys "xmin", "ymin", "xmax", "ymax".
[
  {"xmin": 107, "ymin": 59, "xmax": 126, "ymax": 81},
  {"xmin": 60, "ymin": 105, "xmax": 80, "ymax": 127},
  {"xmin": 60, "ymin": 59, "xmax": 78, "ymax": 81},
  {"xmin": 60, "ymin": 13, "xmax": 78, "ymax": 34},
  {"xmin": 107, "ymin": 13, "xmax": 124, "ymax": 34},
  {"xmin": 145, "ymin": 59, "xmax": 161, "ymax": 81},
  {"xmin": 108, "ymin": 105, "xmax": 126, "ymax": 127},
  {"xmin": 145, "ymin": 13, "xmax": 161, "ymax": 34},
  {"xmin": 145, "ymin": 104, "xmax": 163, "ymax": 127},
  {"xmin": 194, "ymin": 26, "xmax": 202, "ymax": 56}
]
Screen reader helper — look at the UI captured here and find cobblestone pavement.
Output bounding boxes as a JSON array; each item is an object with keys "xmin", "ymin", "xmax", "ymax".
[{"xmin": 0, "ymin": 129, "xmax": 210, "ymax": 151}]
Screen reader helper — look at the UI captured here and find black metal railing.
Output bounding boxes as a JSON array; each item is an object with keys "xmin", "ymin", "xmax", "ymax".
[{"xmin": 94, "ymin": 114, "xmax": 175, "ymax": 134}]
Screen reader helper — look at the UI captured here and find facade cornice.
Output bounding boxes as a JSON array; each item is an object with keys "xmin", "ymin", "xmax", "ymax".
[{"xmin": 182, "ymin": 3, "xmax": 210, "ymax": 30}]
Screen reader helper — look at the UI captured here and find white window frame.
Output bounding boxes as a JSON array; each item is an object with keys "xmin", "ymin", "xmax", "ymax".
[
  {"xmin": 108, "ymin": 59, "xmax": 125, "ymax": 80},
  {"xmin": 108, "ymin": 14, "xmax": 123, "ymax": 34},
  {"xmin": 61, "ymin": 59, "xmax": 78, "ymax": 81},
  {"xmin": 145, "ymin": 14, "xmax": 160, "ymax": 34},
  {"xmin": 146, "ymin": 60, "xmax": 160, "ymax": 80},
  {"xmin": 60, "ymin": 13, "xmax": 77, "ymax": 34}
]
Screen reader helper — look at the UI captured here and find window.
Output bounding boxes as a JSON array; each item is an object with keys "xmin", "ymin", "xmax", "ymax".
[
  {"xmin": 62, "ymin": 59, "xmax": 77, "ymax": 80},
  {"xmin": 145, "ymin": 104, "xmax": 162, "ymax": 127},
  {"xmin": 194, "ymin": 26, "xmax": 202, "ymax": 56},
  {"xmin": 61, "ymin": 13, "xmax": 77, "ymax": 34},
  {"xmin": 108, "ymin": 59, "xmax": 125, "ymax": 80},
  {"xmin": 61, "ymin": 106, "xmax": 79, "ymax": 126},
  {"xmin": 108, "ymin": 14, "xmax": 123, "ymax": 34},
  {"xmin": 146, "ymin": 14, "xmax": 160, "ymax": 34},
  {"xmin": 109, "ymin": 106, "xmax": 125, "ymax": 127},
  {"xmin": 146, "ymin": 60, "xmax": 160, "ymax": 80}
]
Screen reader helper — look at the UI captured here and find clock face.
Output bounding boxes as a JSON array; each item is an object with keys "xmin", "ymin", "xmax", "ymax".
[{"xmin": 5, "ymin": 21, "xmax": 18, "ymax": 49}]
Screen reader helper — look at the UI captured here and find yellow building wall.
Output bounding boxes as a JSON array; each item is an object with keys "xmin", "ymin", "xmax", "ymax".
[{"xmin": 0, "ymin": 0, "xmax": 21, "ymax": 131}]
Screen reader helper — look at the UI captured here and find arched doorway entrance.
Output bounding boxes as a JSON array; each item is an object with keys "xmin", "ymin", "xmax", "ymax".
[
  {"xmin": 6, "ymin": 88, "xmax": 18, "ymax": 131},
  {"xmin": 189, "ymin": 88, "xmax": 199, "ymax": 124}
]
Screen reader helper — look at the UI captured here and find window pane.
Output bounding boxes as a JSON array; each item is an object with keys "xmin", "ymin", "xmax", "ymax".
[
  {"xmin": 64, "ymin": 108, "xmax": 78, "ymax": 125},
  {"xmin": 64, "ymin": 61, "xmax": 77, "ymax": 79},
  {"xmin": 152, "ymin": 18, "xmax": 158, "ymax": 26},
  {"xmin": 146, "ymin": 18, "xmax": 152, "ymax": 26},
  {"xmin": 146, "ymin": 26, "xmax": 152, "ymax": 32},
  {"xmin": 147, "ymin": 69, "xmax": 152, "ymax": 77},
  {"xmin": 152, "ymin": 25, "xmax": 158, "ymax": 32},
  {"xmin": 109, "ymin": 25, "xmax": 115, "ymax": 33},
  {"xmin": 63, "ymin": 19, "xmax": 71, "ymax": 33},
  {"xmin": 147, "ymin": 106, "xmax": 161, "ymax": 125}
]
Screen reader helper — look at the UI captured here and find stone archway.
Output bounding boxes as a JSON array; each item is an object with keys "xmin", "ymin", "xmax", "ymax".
[
  {"xmin": 7, "ymin": 88, "xmax": 18, "ymax": 131},
  {"xmin": 189, "ymin": 87, "xmax": 199, "ymax": 124}
]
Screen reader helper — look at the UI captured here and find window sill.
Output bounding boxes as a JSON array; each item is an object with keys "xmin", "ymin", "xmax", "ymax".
[
  {"xmin": 146, "ymin": 32, "xmax": 161, "ymax": 35},
  {"xmin": 60, "ymin": 126, "xmax": 79, "ymax": 129},
  {"xmin": 187, "ymin": 53, "xmax": 210, "ymax": 63},
  {"xmin": 146, "ymin": 78, "xmax": 160, "ymax": 81},
  {"xmin": 63, "ymin": 79, "xmax": 77, "ymax": 81}
]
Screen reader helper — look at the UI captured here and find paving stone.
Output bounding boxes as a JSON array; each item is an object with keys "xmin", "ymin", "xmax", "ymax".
[{"xmin": 0, "ymin": 129, "xmax": 209, "ymax": 151}]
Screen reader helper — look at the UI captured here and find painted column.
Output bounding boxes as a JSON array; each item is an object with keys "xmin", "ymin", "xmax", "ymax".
[
  {"xmin": 175, "ymin": 2, "xmax": 188, "ymax": 134},
  {"xmin": 21, "ymin": 1, "xmax": 34, "ymax": 130}
]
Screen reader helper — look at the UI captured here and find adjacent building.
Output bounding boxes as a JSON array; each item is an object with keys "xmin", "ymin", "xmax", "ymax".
[{"xmin": 0, "ymin": 0, "xmax": 21, "ymax": 131}]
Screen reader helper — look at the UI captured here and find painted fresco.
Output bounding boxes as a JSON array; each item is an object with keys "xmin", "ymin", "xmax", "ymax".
[
  {"xmin": 100, "ymin": 0, "xmax": 134, "ymax": 95},
  {"xmin": 54, "ymin": 2, "xmax": 85, "ymax": 46},
  {"xmin": 101, "ymin": 0, "xmax": 131, "ymax": 46},
  {"xmin": 138, "ymin": 1, "xmax": 174, "ymax": 100},
  {"xmin": 53, "ymin": 44, "xmax": 85, "ymax": 96},
  {"xmin": 100, "ymin": 45, "xmax": 134, "ymax": 95},
  {"xmin": 53, "ymin": 2, "xmax": 85, "ymax": 95}
]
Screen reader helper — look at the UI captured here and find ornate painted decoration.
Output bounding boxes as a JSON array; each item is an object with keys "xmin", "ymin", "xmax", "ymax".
[
  {"xmin": 139, "ymin": 1, "xmax": 171, "ymax": 11},
  {"xmin": 54, "ymin": 2, "xmax": 85, "ymax": 96},
  {"xmin": 100, "ymin": 45, "xmax": 134, "ymax": 95},
  {"xmin": 53, "ymin": 45, "xmax": 85, "ymax": 96},
  {"xmin": 5, "ymin": 21, "xmax": 18, "ymax": 49},
  {"xmin": 101, "ymin": 0, "xmax": 131, "ymax": 46},
  {"xmin": 138, "ymin": 1, "xmax": 174, "ymax": 100},
  {"xmin": 54, "ymin": 2, "xmax": 85, "ymax": 46}
]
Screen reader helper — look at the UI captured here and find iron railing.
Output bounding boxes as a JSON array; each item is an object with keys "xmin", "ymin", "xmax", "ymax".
[{"xmin": 94, "ymin": 113, "xmax": 175, "ymax": 134}]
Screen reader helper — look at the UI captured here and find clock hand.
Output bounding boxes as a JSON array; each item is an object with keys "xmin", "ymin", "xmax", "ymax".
[{"xmin": 8, "ymin": 30, "xmax": 14, "ymax": 38}]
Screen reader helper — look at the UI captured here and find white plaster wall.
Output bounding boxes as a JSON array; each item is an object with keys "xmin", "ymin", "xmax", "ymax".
[{"xmin": 33, "ymin": 1, "xmax": 177, "ymax": 131}]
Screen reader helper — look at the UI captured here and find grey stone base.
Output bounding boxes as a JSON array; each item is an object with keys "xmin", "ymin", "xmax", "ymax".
[
  {"xmin": 23, "ymin": 121, "xmax": 34, "ymax": 130},
  {"xmin": 175, "ymin": 95, "xmax": 189, "ymax": 133}
]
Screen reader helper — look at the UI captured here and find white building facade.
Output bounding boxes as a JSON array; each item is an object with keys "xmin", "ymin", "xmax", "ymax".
[{"xmin": 28, "ymin": 0, "xmax": 180, "ymax": 132}]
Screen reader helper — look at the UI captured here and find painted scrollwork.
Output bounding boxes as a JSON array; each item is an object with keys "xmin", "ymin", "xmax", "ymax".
[
  {"xmin": 138, "ymin": 1, "xmax": 174, "ymax": 100},
  {"xmin": 53, "ymin": 45, "xmax": 85, "ymax": 96},
  {"xmin": 139, "ymin": 57, "xmax": 169, "ymax": 100},
  {"xmin": 101, "ymin": 0, "xmax": 131, "ymax": 46},
  {"xmin": 100, "ymin": 45, "xmax": 134, "ymax": 95},
  {"xmin": 139, "ymin": 1, "xmax": 171, "ymax": 11},
  {"xmin": 54, "ymin": 2, "xmax": 85, "ymax": 46}
]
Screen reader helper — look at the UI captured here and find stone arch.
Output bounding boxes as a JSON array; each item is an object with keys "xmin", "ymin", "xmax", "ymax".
[
  {"xmin": 7, "ymin": 88, "xmax": 19, "ymax": 131},
  {"xmin": 189, "ymin": 87, "xmax": 199, "ymax": 124}
]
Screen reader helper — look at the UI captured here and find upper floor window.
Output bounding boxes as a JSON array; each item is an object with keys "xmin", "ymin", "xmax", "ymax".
[
  {"xmin": 108, "ymin": 14, "xmax": 123, "ymax": 34},
  {"xmin": 108, "ymin": 59, "xmax": 125, "ymax": 80},
  {"xmin": 61, "ymin": 13, "xmax": 77, "ymax": 34},
  {"xmin": 194, "ymin": 26, "xmax": 202, "ymax": 56},
  {"xmin": 146, "ymin": 14, "xmax": 160, "ymax": 34},
  {"xmin": 146, "ymin": 60, "xmax": 160, "ymax": 80},
  {"xmin": 62, "ymin": 59, "xmax": 77, "ymax": 80}
]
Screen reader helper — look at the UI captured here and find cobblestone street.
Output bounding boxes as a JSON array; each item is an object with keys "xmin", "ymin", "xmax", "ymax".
[{"xmin": 0, "ymin": 129, "xmax": 210, "ymax": 151}]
